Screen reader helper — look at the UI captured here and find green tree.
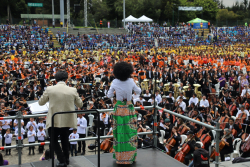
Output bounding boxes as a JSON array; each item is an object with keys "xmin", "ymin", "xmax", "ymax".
[{"xmin": 216, "ymin": 9, "xmax": 239, "ymax": 21}]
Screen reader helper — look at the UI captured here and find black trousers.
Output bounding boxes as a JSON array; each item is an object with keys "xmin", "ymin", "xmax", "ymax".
[
  {"xmin": 220, "ymin": 148, "xmax": 231, "ymax": 161},
  {"xmin": 38, "ymin": 140, "xmax": 45, "ymax": 153},
  {"xmin": 48, "ymin": 127, "xmax": 69, "ymax": 163},
  {"xmin": 184, "ymin": 152, "xmax": 193, "ymax": 165},
  {"xmin": 29, "ymin": 142, "xmax": 35, "ymax": 152},
  {"xmin": 6, "ymin": 143, "xmax": 11, "ymax": 153},
  {"xmin": 1, "ymin": 129, "xmax": 6, "ymax": 146},
  {"xmin": 77, "ymin": 134, "xmax": 86, "ymax": 153}
]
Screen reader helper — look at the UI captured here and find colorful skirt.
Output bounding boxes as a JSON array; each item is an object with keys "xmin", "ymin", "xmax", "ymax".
[{"xmin": 113, "ymin": 100, "xmax": 137, "ymax": 164}]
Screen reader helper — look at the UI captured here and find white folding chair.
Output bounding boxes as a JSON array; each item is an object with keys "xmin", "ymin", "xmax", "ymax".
[
  {"xmin": 159, "ymin": 130, "xmax": 165, "ymax": 144},
  {"xmin": 215, "ymin": 83, "xmax": 220, "ymax": 96},
  {"xmin": 86, "ymin": 114, "xmax": 94, "ymax": 137},
  {"xmin": 230, "ymin": 138, "xmax": 242, "ymax": 159},
  {"xmin": 180, "ymin": 135, "xmax": 187, "ymax": 145}
]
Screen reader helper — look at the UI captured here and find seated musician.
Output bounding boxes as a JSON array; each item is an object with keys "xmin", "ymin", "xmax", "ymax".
[
  {"xmin": 178, "ymin": 131, "xmax": 196, "ymax": 165},
  {"xmin": 220, "ymin": 128, "xmax": 233, "ymax": 162},
  {"xmin": 178, "ymin": 97, "xmax": 186, "ymax": 111},
  {"xmin": 140, "ymin": 128, "xmax": 154, "ymax": 148},
  {"xmin": 236, "ymin": 106, "xmax": 249, "ymax": 122},
  {"xmin": 240, "ymin": 84, "xmax": 250, "ymax": 100},
  {"xmin": 199, "ymin": 95, "xmax": 209, "ymax": 108},
  {"xmin": 200, "ymin": 126, "xmax": 214, "ymax": 151},
  {"xmin": 166, "ymin": 92, "xmax": 175, "ymax": 103},
  {"xmin": 188, "ymin": 93, "xmax": 199, "ymax": 107},
  {"xmin": 134, "ymin": 95, "xmax": 145, "ymax": 105},
  {"xmin": 143, "ymin": 90, "xmax": 151, "ymax": 97},
  {"xmin": 176, "ymin": 92, "xmax": 186, "ymax": 101},
  {"xmin": 158, "ymin": 96, "xmax": 167, "ymax": 108},
  {"xmin": 162, "ymin": 118, "xmax": 174, "ymax": 139},
  {"xmin": 163, "ymin": 126, "xmax": 181, "ymax": 158},
  {"xmin": 225, "ymin": 118, "xmax": 240, "ymax": 136}
]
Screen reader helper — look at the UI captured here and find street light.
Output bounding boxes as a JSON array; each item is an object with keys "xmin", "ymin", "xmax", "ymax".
[{"xmin": 123, "ymin": 0, "xmax": 125, "ymax": 28}]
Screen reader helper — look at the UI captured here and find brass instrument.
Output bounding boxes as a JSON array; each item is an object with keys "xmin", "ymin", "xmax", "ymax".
[
  {"xmin": 164, "ymin": 83, "xmax": 170, "ymax": 92},
  {"xmin": 140, "ymin": 81, "xmax": 148, "ymax": 91},
  {"xmin": 173, "ymin": 83, "xmax": 180, "ymax": 99},
  {"xmin": 100, "ymin": 81, "xmax": 105, "ymax": 89},
  {"xmin": 193, "ymin": 84, "xmax": 202, "ymax": 100}
]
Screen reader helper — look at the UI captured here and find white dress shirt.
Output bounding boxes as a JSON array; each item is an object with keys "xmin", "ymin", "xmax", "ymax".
[
  {"xmin": 236, "ymin": 109, "xmax": 249, "ymax": 120},
  {"xmin": 100, "ymin": 113, "xmax": 109, "ymax": 125},
  {"xmin": 69, "ymin": 133, "xmax": 79, "ymax": 144},
  {"xmin": 26, "ymin": 121, "xmax": 38, "ymax": 132},
  {"xmin": 176, "ymin": 96, "xmax": 186, "ymax": 101},
  {"xmin": 4, "ymin": 133, "xmax": 12, "ymax": 144},
  {"xmin": 144, "ymin": 93, "xmax": 151, "ymax": 97},
  {"xmin": 179, "ymin": 101, "xmax": 186, "ymax": 111},
  {"xmin": 200, "ymin": 99, "xmax": 209, "ymax": 107},
  {"xmin": 77, "ymin": 117, "xmax": 87, "ymax": 134},
  {"xmin": 15, "ymin": 128, "xmax": 25, "ymax": 140},
  {"xmin": 37, "ymin": 130, "xmax": 46, "ymax": 141},
  {"xmin": 1, "ymin": 119, "xmax": 11, "ymax": 130},
  {"xmin": 241, "ymin": 88, "xmax": 250, "ymax": 97},
  {"xmin": 107, "ymin": 78, "xmax": 141, "ymax": 101},
  {"xmin": 14, "ymin": 119, "xmax": 24, "ymax": 130},
  {"xmin": 155, "ymin": 94, "xmax": 162, "ymax": 104},
  {"xmin": 27, "ymin": 130, "xmax": 36, "ymax": 142},
  {"xmin": 189, "ymin": 97, "xmax": 199, "ymax": 106}
]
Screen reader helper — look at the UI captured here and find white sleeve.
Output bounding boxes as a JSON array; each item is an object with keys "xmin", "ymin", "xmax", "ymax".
[
  {"xmin": 107, "ymin": 84, "xmax": 115, "ymax": 98},
  {"xmin": 133, "ymin": 81, "xmax": 141, "ymax": 95}
]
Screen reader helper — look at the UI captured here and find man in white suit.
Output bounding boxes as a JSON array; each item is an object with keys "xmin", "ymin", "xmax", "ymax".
[{"xmin": 39, "ymin": 70, "xmax": 83, "ymax": 167}]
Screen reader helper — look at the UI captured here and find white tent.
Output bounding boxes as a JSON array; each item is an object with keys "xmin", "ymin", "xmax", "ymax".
[
  {"xmin": 138, "ymin": 15, "xmax": 153, "ymax": 22},
  {"xmin": 122, "ymin": 15, "xmax": 139, "ymax": 22}
]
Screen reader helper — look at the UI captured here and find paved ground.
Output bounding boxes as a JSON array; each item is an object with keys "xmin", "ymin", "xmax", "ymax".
[
  {"xmin": 3, "ymin": 136, "xmax": 101, "ymax": 166},
  {"xmin": 210, "ymin": 160, "xmax": 250, "ymax": 167}
]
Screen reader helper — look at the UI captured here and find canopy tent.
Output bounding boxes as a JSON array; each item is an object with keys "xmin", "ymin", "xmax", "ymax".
[
  {"xmin": 187, "ymin": 18, "xmax": 208, "ymax": 29},
  {"xmin": 138, "ymin": 15, "xmax": 153, "ymax": 22},
  {"xmin": 122, "ymin": 15, "xmax": 139, "ymax": 22}
]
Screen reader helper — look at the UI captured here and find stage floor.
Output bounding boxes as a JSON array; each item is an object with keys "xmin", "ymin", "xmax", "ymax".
[
  {"xmin": 8, "ymin": 148, "xmax": 186, "ymax": 167},
  {"xmin": 86, "ymin": 148, "xmax": 186, "ymax": 167}
]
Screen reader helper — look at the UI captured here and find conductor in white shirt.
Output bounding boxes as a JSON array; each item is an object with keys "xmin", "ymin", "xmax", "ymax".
[{"xmin": 39, "ymin": 70, "xmax": 83, "ymax": 167}]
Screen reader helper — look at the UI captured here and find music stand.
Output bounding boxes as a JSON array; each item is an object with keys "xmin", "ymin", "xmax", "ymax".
[
  {"xmin": 144, "ymin": 97, "xmax": 151, "ymax": 102},
  {"xmin": 183, "ymin": 99, "xmax": 189, "ymax": 106},
  {"xmin": 143, "ymin": 102, "xmax": 151, "ymax": 106},
  {"xmin": 167, "ymin": 98, "xmax": 173, "ymax": 103}
]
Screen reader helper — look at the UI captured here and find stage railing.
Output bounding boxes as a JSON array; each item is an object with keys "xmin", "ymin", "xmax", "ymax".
[
  {"xmin": 156, "ymin": 106, "xmax": 221, "ymax": 167},
  {"xmin": 0, "ymin": 106, "xmax": 154, "ymax": 166},
  {"xmin": 0, "ymin": 105, "xmax": 220, "ymax": 167}
]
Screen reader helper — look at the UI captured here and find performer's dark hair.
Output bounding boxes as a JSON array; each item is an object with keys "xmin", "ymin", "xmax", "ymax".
[
  {"xmin": 113, "ymin": 62, "xmax": 133, "ymax": 81},
  {"xmin": 55, "ymin": 70, "xmax": 68, "ymax": 82}
]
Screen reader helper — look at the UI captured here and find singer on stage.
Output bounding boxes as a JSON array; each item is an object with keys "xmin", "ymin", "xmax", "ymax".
[{"xmin": 107, "ymin": 62, "xmax": 141, "ymax": 164}]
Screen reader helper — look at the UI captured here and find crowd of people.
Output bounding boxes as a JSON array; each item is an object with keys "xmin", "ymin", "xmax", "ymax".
[{"xmin": 0, "ymin": 23, "xmax": 249, "ymax": 166}]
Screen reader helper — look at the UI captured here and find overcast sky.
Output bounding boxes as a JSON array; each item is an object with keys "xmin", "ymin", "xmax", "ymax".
[{"xmin": 223, "ymin": 0, "xmax": 244, "ymax": 7}]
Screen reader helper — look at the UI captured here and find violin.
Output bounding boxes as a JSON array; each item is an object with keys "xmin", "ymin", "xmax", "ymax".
[
  {"xmin": 174, "ymin": 135, "xmax": 195, "ymax": 163},
  {"xmin": 164, "ymin": 134, "xmax": 176, "ymax": 155}
]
